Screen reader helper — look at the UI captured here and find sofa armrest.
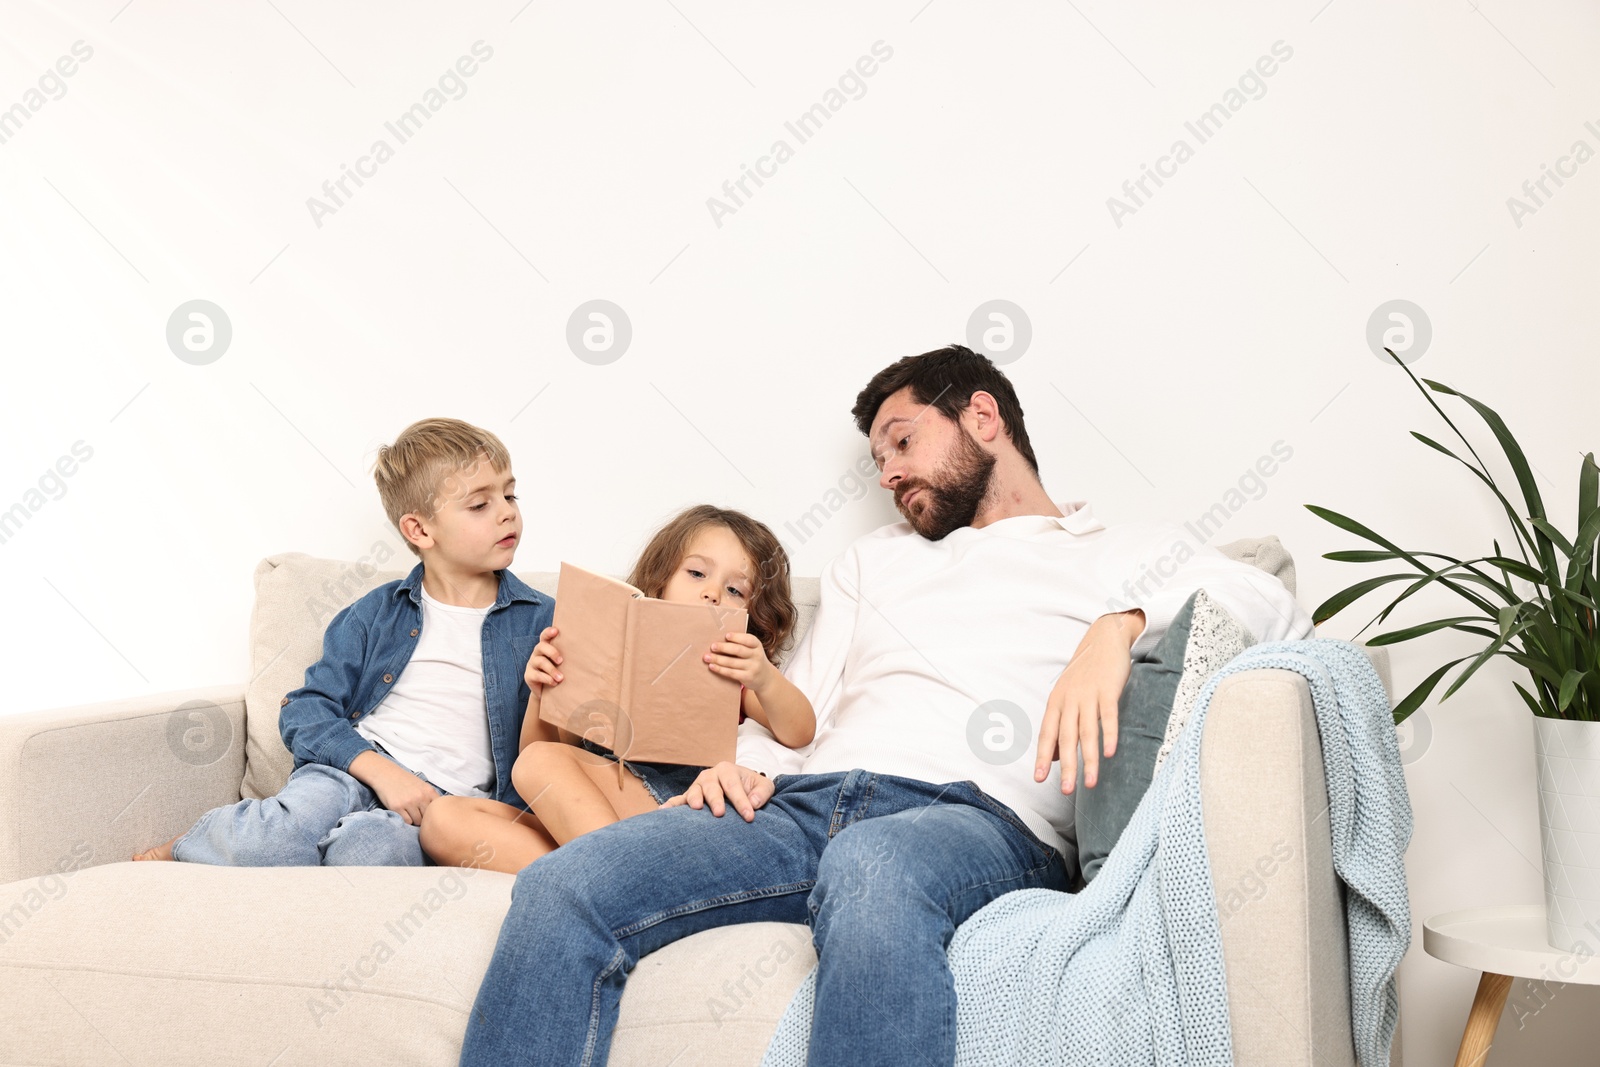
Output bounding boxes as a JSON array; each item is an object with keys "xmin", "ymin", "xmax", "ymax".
[
  {"xmin": 1201, "ymin": 660, "xmax": 1366, "ymax": 1067},
  {"xmin": 0, "ymin": 685, "xmax": 247, "ymax": 883}
]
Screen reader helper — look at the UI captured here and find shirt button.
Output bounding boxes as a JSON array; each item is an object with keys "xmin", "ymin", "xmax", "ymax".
[
  {"xmin": 383, "ymin": 673, "xmax": 393, "ymax": 683},
  {"xmin": 410, "ymin": 628, "xmax": 419, "ymax": 637},
  {"xmin": 279, "ymin": 696, "xmax": 289, "ymax": 706},
  {"xmin": 351, "ymin": 711, "xmax": 362, "ymax": 720}
]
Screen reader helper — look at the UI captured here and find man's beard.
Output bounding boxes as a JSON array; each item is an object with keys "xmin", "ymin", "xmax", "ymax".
[{"xmin": 895, "ymin": 429, "xmax": 997, "ymax": 541}]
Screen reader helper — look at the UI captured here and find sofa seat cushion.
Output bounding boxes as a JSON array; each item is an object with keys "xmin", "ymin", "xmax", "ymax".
[{"xmin": 0, "ymin": 862, "xmax": 815, "ymax": 1066}]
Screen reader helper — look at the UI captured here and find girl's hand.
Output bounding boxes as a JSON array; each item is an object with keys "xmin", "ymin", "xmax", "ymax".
[
  {"xmin": 524, "ymin": 625, "xmax": 563, "ymax": 690},
  {"xmin": 662, "ymin": 761, "xmax": 773, "ymax": 821},
  {"xmin": 702, "ymin": 632, "xmax": 772, "ymax": 691}
]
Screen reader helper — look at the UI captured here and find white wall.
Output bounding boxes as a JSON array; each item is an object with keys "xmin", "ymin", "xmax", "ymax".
[{"xmin": 2, "ymin": 2, "xmax": 1597, "ymax": 1062}]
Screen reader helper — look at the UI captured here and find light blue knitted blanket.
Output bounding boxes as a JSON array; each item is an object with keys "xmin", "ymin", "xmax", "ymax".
[{"xmin": 760, "ymin": 639, "xmax": 1412, "ymax": 1066}]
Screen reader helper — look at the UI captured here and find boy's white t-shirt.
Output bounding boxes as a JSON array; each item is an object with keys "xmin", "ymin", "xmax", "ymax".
[{"xmin": 355, "ymin": 585, "xmax": 495, "ymax": 798}]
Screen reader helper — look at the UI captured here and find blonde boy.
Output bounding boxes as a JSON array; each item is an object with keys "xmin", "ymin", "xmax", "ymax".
[{"xmin": 135, "ymin": 418, "xmax": 552, "ymax": 866}]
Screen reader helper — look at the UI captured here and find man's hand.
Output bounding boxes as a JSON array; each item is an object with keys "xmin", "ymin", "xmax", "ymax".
[
  {"xmin": 661, "ymin": 761, "xmax": 774, "ymax": 821},
  {"xmin": 349, "ymin": 750, "xmax": 441, "ymax": 826},
  {"xmin": 1034, "ymin": 610, "xmax": 1143, "ymax": 794}
]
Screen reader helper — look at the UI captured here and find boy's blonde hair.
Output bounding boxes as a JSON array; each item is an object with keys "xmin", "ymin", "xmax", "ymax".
[{"xmin": 373, "ymin": 418, "xmax": 512, "ymax": 559}]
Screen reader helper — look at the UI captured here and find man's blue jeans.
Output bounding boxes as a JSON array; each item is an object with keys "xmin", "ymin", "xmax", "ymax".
[
  {"xmin": 459, "ymin": 769, "xmax": 1072, "ymax": 1067},
  {"xmin": 172, "ymin": 761, "xmax": 433, "ymax": 866}
]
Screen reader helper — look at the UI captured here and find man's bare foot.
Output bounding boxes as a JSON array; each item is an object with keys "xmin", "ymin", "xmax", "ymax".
[{"xmin": 132, "ymin": 835, "xmax": 180, "ymax": 861}]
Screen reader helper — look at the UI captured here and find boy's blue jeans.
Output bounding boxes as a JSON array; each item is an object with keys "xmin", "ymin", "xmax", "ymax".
[
  {"xmin": 172, "ymin": 761, "xmax": 436, "ymax": 867},
  {"xmin": 459, "ymin": 768, "xmax": 1072, "ymax": 1067}
]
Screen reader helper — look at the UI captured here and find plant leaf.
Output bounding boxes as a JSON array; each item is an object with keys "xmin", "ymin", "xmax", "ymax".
[
  {"xmin": 1559, "ymin": 669, "xmax": 1588, "ymax": 711},
  {"xmin": 1304, "ymin": 505, "xmax": 1406, "ymax": 554},
  {"xmin": 1427, "ymin": 378, "xmax": 1561, "ymax": 580},
  {"xmin": 1504, "ymin": 651, "xmax": 1568, "ymax": 688},
  {"xmin": 1565, "ymin": 497, "xmax": 1600, "ymax": 580},
  {"xmin": 1306, "ymin": 506, "xmax": 1505, "ymax": 622},
  {"xmin": 1324, "ymin": 550, "xmax": 1418, "ymax": 563},
  {"xmin": 1323, "ymin": 548, "xmax": 1519, "ymax": 606},
  {"xmin": 1425, "ymin": 380, "xmax": 1549, "ymax": 523},
  {"xmin": 1581, "ymin": 451, "xmax": 1598, "ymax": 534},
  {"xmin": 1551, "ymin": 584, "xmax": 1600, "ymax": 614},
  {"xmin": 1513, "ymin": 680, "xmax": 1548, "ymax": 718},
  {"xmin": 1365, "ymin": 569, "xmax": 1503, "ymax": 638},
  {"xmin": 1411, "ymin": 430, "xmax": 1540, "ymax": 563},
  {"xmin": 1392, "ymin": 655, "xmax": 1475, "ymax": 723},
  {"xmin": 1484, "ymin": 556, "xmax": 1546, "ymax": 583},
  {"xmin": 1530, "ymin": 518, "xmax": 1576, "ymax": 560},
  {"xmin": 1365, "ymin": 616, "xmax": 1497, "ymax": 646},
  {"xmin": 1440, "ymin": 619, "xmax": 1538, "ymax": 701},
  {"xmin": 1309, "ymin": 573, "xmax": 1420, "ymax": 625},
  {"xmin": 1498, "ymin": 602, "xmax": 1527, "ymax": 637}
]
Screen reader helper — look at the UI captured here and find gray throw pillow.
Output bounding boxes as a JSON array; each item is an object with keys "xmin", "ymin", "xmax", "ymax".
[{"xmin": 1074, "ymin": 589, "xmax": 1255, "ymax": 884}]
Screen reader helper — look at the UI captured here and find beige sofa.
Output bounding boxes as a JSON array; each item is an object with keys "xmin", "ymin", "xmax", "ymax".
[{"xmin": 0, "ymin": 540, "xmax": 1398, "ymax": 1066}]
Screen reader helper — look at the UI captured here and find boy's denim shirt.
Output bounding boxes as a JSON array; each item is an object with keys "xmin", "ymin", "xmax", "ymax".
[{"xmin": 278, "ymin": 562, "xmax": 555, "ymax": 809}]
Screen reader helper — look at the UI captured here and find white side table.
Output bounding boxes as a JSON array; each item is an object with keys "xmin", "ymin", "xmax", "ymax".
[{"xmin": 1423, "ymin": 905, "xmax": 1600, "ymax": 1067}]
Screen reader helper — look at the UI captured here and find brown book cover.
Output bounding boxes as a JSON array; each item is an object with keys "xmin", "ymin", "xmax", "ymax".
[{"xmin": 537, "ymin": 562, "xmax": 748, "ymax": 766}]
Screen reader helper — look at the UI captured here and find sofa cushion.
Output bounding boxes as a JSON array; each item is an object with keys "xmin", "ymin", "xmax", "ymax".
[
  {"xmin": 245, "ymin": 553, "xmax": 396, "ymax": 800},
  {"xmin": 1151, "ymin": 590, "xmax": 1259, "ymax": 775},
  {"xmin": 242, "ymin": 550, "xmax": 819, "ymax": 800},
  {"xmin": 0, "ymin": 861, "xmax": 816, "ymax": 1066},
  {"xmin": 1074, "ymin": 589, "xmax": 1257, "ymax": 882},
  {"xmin": 1215, "ymin": 534, "xmax": 1296, "ymax": 598}
]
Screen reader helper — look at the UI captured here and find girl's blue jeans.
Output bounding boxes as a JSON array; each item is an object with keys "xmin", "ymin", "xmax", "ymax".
[{"xmin": 459, "ymin": 768, "xmax": 1072, "ymax": 1067}]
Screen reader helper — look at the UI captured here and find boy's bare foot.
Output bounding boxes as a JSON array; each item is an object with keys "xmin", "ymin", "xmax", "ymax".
[{"xmin": 132, "ymin": 835, "xmax": 180, "ymax": 861}]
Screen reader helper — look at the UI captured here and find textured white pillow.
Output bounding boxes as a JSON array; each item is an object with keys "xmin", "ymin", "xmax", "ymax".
[{"xmin": 1152, "ymin": 589, "xmax": 1256, "ymax": 777}]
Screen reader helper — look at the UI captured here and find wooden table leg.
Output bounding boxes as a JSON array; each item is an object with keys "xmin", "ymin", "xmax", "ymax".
[{"xmin": 1453, "ymin": 971, "xmax": 1513, "ymax": 1067}]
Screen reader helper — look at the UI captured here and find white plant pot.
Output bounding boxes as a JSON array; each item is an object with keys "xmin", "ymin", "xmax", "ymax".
[{"xmin": 1533, "ymin": 715, "xmax": 1600, "ymax": 951}]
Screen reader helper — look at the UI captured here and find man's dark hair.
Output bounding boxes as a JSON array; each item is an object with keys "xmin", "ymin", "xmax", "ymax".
[{"xmin": 851, "ymin": 344, "xmax": 1039, "ymax": 475}]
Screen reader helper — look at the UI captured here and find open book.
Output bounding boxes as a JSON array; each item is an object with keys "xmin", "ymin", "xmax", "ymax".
[{"xmin": 537, "ymin": 562, "xmax": 749, "ymax": 768}]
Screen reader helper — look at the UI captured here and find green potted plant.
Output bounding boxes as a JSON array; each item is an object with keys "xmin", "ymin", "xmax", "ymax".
[{"xmin": 1307, "ymin": 350, "xmax": 1599, "ymax": 952}]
